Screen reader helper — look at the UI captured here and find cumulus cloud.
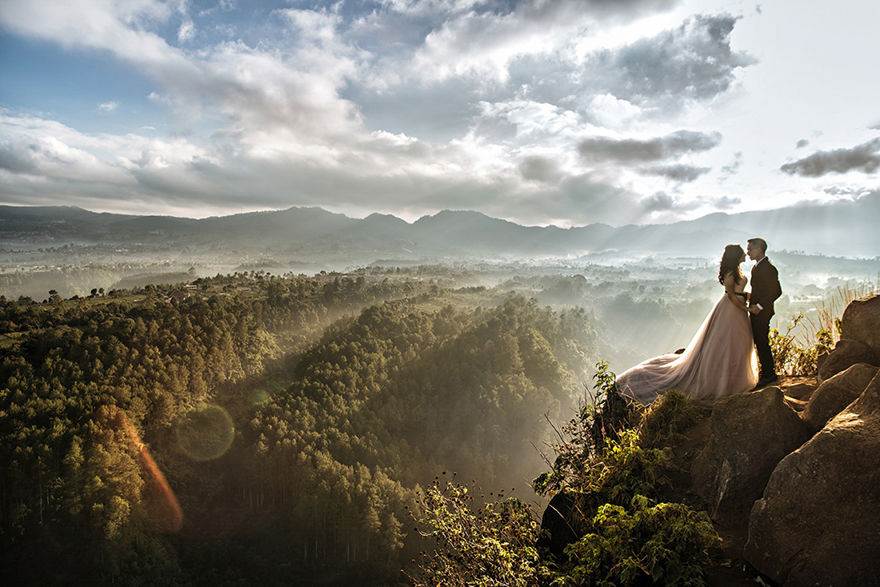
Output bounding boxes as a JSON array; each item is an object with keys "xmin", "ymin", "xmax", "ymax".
[
  {"xmin": 574, "ymin": 14, "xmax": 755, "ymax": 113},
  {"xmin": 476, "ymin": 99, "xmax": 581, "ymax": 143},
  {"xmin": 712, "ymin": 195, "xmax": 741, "ymax": 209},
  {"xmin": 519, "ymin": 155, "xmax": 562, "ymax": 184},
  {"xmin": 0, "ymin": 112, "xmax": 212, "ymax": 196},
  {"xmin": 578, "ymin": 130, "xmax": 721, "ymax": 164},
  {"xmin": 780, "ymin": 138, "xmax": 880, "ymax": 177},
  {"xmin": 98, "ymin": 101, "xmax": 118, "ymax": 112},
  {"xmin": 392, "ymin": 0, "xmax": 679, "ymax": 84},
  {"xmin": 381, "ymin": 0, "xmax": 677, "ymax": 21},
  {"xmin": 0, "ymin": 0, "xmax": 191, "ymax": 74},
  {"xmin": 586, "ymin": 94, "xmax": 642, "ymax": 128},
  {"xmin": 1, "ymin": 0, "xmax": 365, "ymax": 146},
  {"xmin": 178, "ymin": 19, "xmax": 194, "ymax": 43},
  {"xmin": 392, "ymin": 11, "xmax": 754, "ymax": 138},
  {"xmin": 641, "ymin": 191, "xmax": 675, "ymax": 212},
  {"xmin": 0, "ymin": 0, "xmax": 763, "ymax": 227},
  {"xmin": 822, "ymin": 185, "xmax": 876, "ymax": 199},
  {"xmin": 720, "ymin": 151, "xmax": 743, "ymax": 177},
  {"xmin": 796, "ymin": 138, "xmax": 809, "ymax": 148},
  {"xmin": 0, "ymin": 109, "xmax": 643, "ymax": 226},
  {"xmin": 638, "ymin": 164, "xmax": 710, "ymax": 182},
  {"xmin": 0, "ymin": 134, "xmax": 129, "ymax": 186}
]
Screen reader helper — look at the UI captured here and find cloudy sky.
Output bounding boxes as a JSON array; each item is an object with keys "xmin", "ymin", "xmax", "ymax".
[{"xmin": 1, "ymin": 0, "xmax": 878, "ymax": 226}]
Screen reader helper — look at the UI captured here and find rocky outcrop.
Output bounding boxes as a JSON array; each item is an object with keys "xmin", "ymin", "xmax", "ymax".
[
  {"xmin": 538, "ymin": 491, "xmax": 581, "ymax": 560},
  {"xmin": 817, "ymin": 338, "xmax": 878, "ymax": 382},
  {"xmin": 802, "ymin": 362, "xmax": 879, "ymax": 431},
  {"xmin": 690, "ymin": 387, "xmax": 809, "ymax": 521},
  {"xmin": 840, "ymin": 294, "xmax": 880, "ymax": 357},
  {"xmin": 781, "ymin": 380, "xmax": 815, "ymax": 401},
  {"xmin": 539, "ymin": 294, "xmax": 880, "ymax": 584},
  {"xmin": 745, "ymin": 372, "xmax": 880, "ymax": 586}
]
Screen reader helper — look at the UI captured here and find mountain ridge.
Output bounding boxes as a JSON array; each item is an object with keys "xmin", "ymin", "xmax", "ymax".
[{"xmin": 0, "ymin": 195, "xmax": 877, "ymax": 259}]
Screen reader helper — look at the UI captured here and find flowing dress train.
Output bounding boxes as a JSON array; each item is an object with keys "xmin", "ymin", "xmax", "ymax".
[{"xmin": 616, "ymin": 279, "xmax": 759, "ymax": 404}]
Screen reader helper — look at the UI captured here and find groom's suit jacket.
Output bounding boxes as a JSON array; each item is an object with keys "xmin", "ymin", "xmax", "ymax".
[{"xmin": 750, "ymin": 257, "xmax": 782, "ymax": 317}]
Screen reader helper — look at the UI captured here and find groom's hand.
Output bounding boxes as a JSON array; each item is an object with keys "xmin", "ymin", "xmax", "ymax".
[{"xmin": 748, "ymin": 306, "xmax": 761, "ymax": 315}]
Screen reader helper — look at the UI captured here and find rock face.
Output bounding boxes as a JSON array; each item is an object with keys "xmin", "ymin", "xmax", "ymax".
[
  {"xmin": 539, "ymin": 491, "xmax": 588, "ymax": 561},
  {"xmin": 803, "ymin": 362, "xmax": 879, "ymax": 431},
  {"xmin": 840, "ymin": 294, "xmax": 880, "ymax": 357},
  {"xmin": 691, "ymin": 387, "xmax": 810, "ymax": 521},
  {"xmin": 817, "ymin": 338, "xmax": 878, "ymax": 382},
  {"xmin": 745, "ymin": 373, "xmax": 880, "ymax": 586},
  {"xmin": 781, "ymin": 381, "xmax": 816, "ymax": 402}
]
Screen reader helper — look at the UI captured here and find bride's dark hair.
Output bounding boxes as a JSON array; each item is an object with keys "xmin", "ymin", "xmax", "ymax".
[{"xmin": 719, "ymin": 244, "xmax": 745, "ymax": 285}]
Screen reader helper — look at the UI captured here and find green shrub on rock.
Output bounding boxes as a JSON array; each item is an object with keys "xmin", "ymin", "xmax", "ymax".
[
  {"xmin": 410, "ymin": 479, "xmax": 549, "ymax": 587},
  {"xmin": 415, "ymin": 362, "xmax": 720, "ymax": 586},
  {"xmin": 557, "ymin": 495, "xmax": 720, "ymax": 587}
]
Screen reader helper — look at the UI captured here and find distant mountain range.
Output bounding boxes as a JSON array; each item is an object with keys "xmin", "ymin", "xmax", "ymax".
[{"xmin": 1, "ymin": 194, "xmax": 877, "ymax": 261}]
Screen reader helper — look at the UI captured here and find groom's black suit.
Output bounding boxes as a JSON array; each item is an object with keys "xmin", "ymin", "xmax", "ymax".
[{"xmin": 750, "ymin": 257, "xmax": 782, "ymax": 379}]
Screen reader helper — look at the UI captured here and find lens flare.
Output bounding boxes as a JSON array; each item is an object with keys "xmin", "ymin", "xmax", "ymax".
[
  {"xmin": 175, "ymin": 404, "xmax": 235, "ymax": 461},
  {"xmin": 97, "ymin": 405, "xmax": 184, "ymax": 533},
  {"xmin": 250, "ymin": 388, "xmax": 270, "ymax": 406}
]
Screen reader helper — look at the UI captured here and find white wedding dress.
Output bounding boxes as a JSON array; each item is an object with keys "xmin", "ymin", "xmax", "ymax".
[{"xmin": 616, "ymin": 277, "xmax": 759, "ymax": 404}]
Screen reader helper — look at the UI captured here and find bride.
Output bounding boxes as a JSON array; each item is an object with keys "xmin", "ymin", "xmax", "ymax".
[{"xmin": 616, "ymin": 244, "xmax": 759, "ymax": 404}]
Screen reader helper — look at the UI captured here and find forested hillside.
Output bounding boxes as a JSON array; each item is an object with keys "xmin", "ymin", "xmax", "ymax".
[{"xmin": 0, "ymin": 272, "xmax": 598, "ymax": 584}]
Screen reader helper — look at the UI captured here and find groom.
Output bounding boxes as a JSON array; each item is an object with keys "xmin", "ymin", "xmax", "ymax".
[{"xmin": 747, "ymin": 237, "xmax": 782, "ymax": 386}]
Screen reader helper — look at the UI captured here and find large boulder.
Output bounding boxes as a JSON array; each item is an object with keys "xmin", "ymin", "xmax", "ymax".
[
  {"xmin": 781, "ymin": 381, "xmax": 816, "ymax": 402},
  {"xmin": 817, "ymin": 338, "xmax": 878, "ymax": 382},
  {"xmin": 539, "ymin": 491, "xmax": 592, "ymax": 561},
  {"xmin": 745, "ymin": 372, "xmax": 880, "ymax": 586},
  {"xmin": 840, "ymin": 294, "xmax": 880, "ymax": 357},
  {"xmin": 803, "ymin": 362, "xmax": 879, "ymax": 432},
  {"xmin": 691, "ymin": 387, "xmax": 810, "ymax": 521}
]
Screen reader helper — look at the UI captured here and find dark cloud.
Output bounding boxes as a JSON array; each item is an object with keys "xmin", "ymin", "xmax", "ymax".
[
  {"xmin": 720, "ymin": 151, "xmax": 743, "ymax": 177},
  {"xmin": 504, "ymin": 14, "xmax": 754, "ymax": 118},
  {"xmin": 780, "ymin": 137, "xmax": 880, "ymax": 177},
  {"xmin": 638, "ymin": 164, "xmax": 710, "ymax": 182},
  {"xmin": 517, "ymin": 0, "xmax": 679, "ymax": 22},
  {"xmin": 796, "ymin": 139, "xmax": 809, "ymax": 149},
  {"xmin": 0, "ymin": 143, "xmax": 39, "ymax": 174},
  {"xmin": 578, "ymin": 130, "xmax": 721, "ymax": 164},
  {"xmin": 519, "ymin": 156, "xmax": 562, "ymax": 183},
  {"xmin": 712, "ymin": 195, "xmax": 741, "ymax": 209},
  {"xmin": 641, "ymin": 191, "xmax": 675, "ymax": 212},
  {"xmin": 391, "ymin": 10, "xmax": 756, "ymax": 139},
  {"xmin": 822, "ymin": 186, "xmax": 876, "ymax": 200},
  {"xmin": 592, "ymin": 14, "xmax": 755, "ymax": 107}
]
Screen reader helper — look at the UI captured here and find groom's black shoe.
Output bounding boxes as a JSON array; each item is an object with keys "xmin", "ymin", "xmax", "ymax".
[{"xmin": 753, "ymin": 374, "xmax": 779, "ymax": 390}]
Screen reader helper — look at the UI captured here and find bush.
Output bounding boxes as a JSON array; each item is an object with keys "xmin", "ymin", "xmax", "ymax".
[
  {"xmin": 416, "ymin": 362, "xmax": 720, "ymax": 586},
  {"xmin": 770, "ymin": 313, "xmax": 834, "ymax": 376},
  {"xmin": 532, "ymin": 361, "xmax": 639, "ymax": 496},
  {"xmin": 530, "ymin": 365, "xmax": 719, "ymax": 586},
  {"xmin": 410, "ymin": 478, "xmax": 547, "ymax": 586},
  {"xmin": 557, "ymin": 495, "xmax": 720, "ymax": 587}
]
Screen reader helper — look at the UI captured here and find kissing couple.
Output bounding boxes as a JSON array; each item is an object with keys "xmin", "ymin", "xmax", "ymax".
[{"xmin": 617, "ymin": 238, "xmax": 782, "ymax": 404}]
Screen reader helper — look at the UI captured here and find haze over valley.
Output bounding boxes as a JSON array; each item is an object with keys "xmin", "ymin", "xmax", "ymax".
[
  {"xmin": 3, "ymin": 202, "xmax": 877, "ymax": 376},
  {"xmin": 3, "ymin": 0, "xmax": 880, "ymax": 583}
]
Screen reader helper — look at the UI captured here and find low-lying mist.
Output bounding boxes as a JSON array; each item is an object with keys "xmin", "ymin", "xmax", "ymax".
[{"xmin": 4, "ymin": 246, "xmax": 877, "ymax": 379}]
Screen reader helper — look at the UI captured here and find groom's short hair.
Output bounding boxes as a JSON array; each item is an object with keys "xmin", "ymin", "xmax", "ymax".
[{"xmin": 748, "ymin": 237, "xmax": 768, "ymax": 253}]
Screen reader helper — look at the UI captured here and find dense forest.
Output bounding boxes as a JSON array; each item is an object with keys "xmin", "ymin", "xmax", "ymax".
[{"xmin": 0, "ymin": 271, "xmax": 599, "ymax": 584}]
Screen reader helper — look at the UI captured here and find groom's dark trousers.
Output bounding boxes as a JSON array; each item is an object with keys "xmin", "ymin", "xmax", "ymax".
[
  {"xmin": 751, "ymin": 312, "xmax": 774, "ymax": 378},
  {"xmin": 750, "ymin": 257, "xmax": 781, "ymax": 378}
]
